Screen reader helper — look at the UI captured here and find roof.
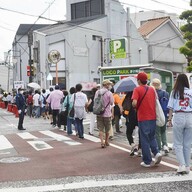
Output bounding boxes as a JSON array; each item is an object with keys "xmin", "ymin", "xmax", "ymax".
[
  {"xmin": 16, "ymin": 24, "xmax": 50, "ymax": 35},
  {"xmin": 37, "ymin": 15, "xmax": 107, "ymax": 35},
  {"xmin": 138, "ymin": 17, "xmax": 170, "ymax": 37}
]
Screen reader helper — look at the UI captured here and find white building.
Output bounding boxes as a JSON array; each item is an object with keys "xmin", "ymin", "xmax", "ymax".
[{"xmin": 33, "ymin": 0, "xmax": 148, "ymax": 90}]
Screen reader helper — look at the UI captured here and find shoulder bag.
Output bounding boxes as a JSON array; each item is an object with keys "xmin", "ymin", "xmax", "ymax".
[{"xmin": 69, "ymin": 94, "xmax": 76, "ymax": 118}]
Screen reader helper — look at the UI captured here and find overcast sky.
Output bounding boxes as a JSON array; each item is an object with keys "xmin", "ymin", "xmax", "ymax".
[{"xmin": 0, "ymin": 0, "xmax": 191, "ymax": 60}]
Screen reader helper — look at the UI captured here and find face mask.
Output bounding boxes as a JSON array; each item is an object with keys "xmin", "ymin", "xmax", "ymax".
[
  {"xmin": 20, "ymin": 91, "xmax": 24, "ymax": 94},
  {"xmin": 108, "ymin": 85, "xmax": 112, "ymax": 90}
]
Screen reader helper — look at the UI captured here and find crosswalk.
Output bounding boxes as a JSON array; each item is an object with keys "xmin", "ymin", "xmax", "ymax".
[{"xmin": 0, "ymin": 129, "xmax": 101, "ymax": 157}]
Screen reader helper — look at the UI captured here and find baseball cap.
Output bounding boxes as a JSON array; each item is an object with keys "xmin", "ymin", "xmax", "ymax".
[
  {"xmin": 137, "ymin": 72, "xmax": 148, "ymax": 82},
  {"xmin": 102, "ymin": 79, "xmax": 113, "ymax": 86}
]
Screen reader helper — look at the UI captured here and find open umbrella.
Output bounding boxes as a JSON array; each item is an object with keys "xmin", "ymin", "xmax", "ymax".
[
  {"xmin": 27, "ymin": 82, "xmax": 41, "ymax": 89},
  {"xmin": 114, "ymin": 77, "xmax": 138, "ymax": 93}
]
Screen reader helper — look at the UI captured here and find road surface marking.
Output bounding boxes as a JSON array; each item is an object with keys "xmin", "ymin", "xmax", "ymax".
[
  {"xmin": 27, "ymin": 141, "xmax": 53, "ymax": 151},
  {"xmin": 17, "ymin": 132, "xmax": 38, "ymax": 140},
  {"xmin": 40, "ymin": 130, "xmax": 81, "ymax": 145},
  {"xmin": 1, "ymin": 173, "xmax": 192, "ymax": 191},
  {"xmin": 0, "ymin": 135, "xmax": 13, "ymax": 150}
]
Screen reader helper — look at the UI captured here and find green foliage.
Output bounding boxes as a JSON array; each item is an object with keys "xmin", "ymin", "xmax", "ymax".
[
  {"xmin": 186, "ymin": 61, "xmax": 192, "ymax": 72},
  {"xmin": 183, "ymin": 31, "xmax": 192, "ymax": 40},
  {"xmin": 179, "ymin": 10, "xmax": 192, "ymax": 67}
]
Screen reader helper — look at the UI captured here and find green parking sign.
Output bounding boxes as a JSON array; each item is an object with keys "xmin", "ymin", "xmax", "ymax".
[{"xmin": 110, "ymin": 39, "xmax": 126, "ymax": 59}]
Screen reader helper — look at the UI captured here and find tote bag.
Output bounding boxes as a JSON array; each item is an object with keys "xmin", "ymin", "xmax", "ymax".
[{"xmin": 156, "ymin": 98, "xmax": 165, "ymax": 127}]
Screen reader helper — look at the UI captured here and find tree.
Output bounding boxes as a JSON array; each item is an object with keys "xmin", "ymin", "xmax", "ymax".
[{"xmin": 179, "ymin": 10, "xmax": 192, "ymax": 72}]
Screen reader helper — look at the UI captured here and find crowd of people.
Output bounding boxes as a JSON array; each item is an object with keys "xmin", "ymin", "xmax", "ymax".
[{"xmin": 1, "ymin": 72, "xmax": 192, "ymax": 175}]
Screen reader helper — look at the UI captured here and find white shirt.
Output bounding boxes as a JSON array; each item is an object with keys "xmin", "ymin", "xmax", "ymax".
[
  {"xmin": 33, "ymin": 93, "xmax": 40, "ymax": 106},
  {"xmin": 167, "ymin": 87, "xmax": 192, "ymax": 112},
  {"xmin": 71, "ymin": 92, "xmax": 88, "ymax": 107}
]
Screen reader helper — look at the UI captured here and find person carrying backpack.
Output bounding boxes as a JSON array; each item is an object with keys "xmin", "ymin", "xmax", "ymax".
[
  {"xmin": 151, "ymin": 78, "xmax": 169, "ymax": 154},
  {"xmin": 93, "ymin": 79, "xmax": 114, "ymax": 148}
]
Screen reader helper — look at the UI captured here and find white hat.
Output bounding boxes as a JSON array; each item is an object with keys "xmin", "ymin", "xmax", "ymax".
[{"xmin": 151, "ymin": 78, "xmax": 162, "ymax": 89}]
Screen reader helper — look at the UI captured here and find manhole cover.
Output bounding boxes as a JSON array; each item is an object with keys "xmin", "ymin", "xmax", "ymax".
[{"xmin": 0, "ymin": 157, "xmax": 30, "ymax": 163}]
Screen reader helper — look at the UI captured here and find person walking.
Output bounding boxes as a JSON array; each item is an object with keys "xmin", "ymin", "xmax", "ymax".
[
  {"xmin": 63, "ymin": 87, "xmax": 76, "ymax": 135},
  {"xmin": 26, "ymin": 90, "xmax": 33, "ymax": 118},
  {"xmin": 132, "ymin": 72, "xmax": 162, "ymax": 167},
  {"xmin": 32, "ymin": 90, "xmax": 41, "ymax": 118},
  {"xmin": 71, "ymin": 84, "xmax": 88, "ymax": 139},
  {"xmin": 94, "ymin": 79, "xmax": 114, "ymax": 148},
  {"xmin": 113, "ymin": 91, "xmax": 123, "ymax": 133},
  {"xmin": 167, "ymin": 74, "xmax": 192, "ymax": 174},
  {"xmin": 15, "ymin": 88, "xmax": 27, "ymax": 130},
  {"xmin": 151, "ymin": 78, "xmax": 169, "ymax": 154},
  {"xmin": 123, "ymin": 91, "xmax": 140, "ymax": 156},
  {"xmin": 46, "ymin": 85, "xmax": 63, "ymax": 128},
  {"xmin": 87, "ymin": 87, "xmax": 98, "ymax": 135}
]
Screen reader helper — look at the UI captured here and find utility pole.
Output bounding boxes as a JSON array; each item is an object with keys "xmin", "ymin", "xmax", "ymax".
[
  {"xmin": 127, "ymin": 8, "xmax": 131, "ymax": 65},
  {"xmin": 28, "ymin": 31, "xmax": 33, "ymax": 83}
]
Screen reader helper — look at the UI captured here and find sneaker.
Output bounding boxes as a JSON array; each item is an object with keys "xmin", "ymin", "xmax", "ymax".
[
  {"xmin": 177, "ymin": 165, "xmax": 187, "ymax": 175},
  {"xmin": 186, "ymin": 167, "xmax": 191, "ymax": 174},
  {"xmin": 140, "ymin": 162, "xmax": 151, "ymax": 168},
  {"xmin": 154, "ymin": 153, "xmax": 162, "ymax": 165},
  {"xmin": 163, "ymin": 145, "xmax": 169, "ymax": 154},
  {"xmin": 137, "ymin": 149, "xmax": 142, "ymax": 157}
]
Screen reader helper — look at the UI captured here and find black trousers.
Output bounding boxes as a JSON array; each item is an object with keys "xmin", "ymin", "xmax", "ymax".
[
  {"xmin": 18, "ymin": 111, "xmax": 25, "ymax": 129},
  {"xmin": 52, "ymin": 109, "xmax": 60, "ymax": 126}
]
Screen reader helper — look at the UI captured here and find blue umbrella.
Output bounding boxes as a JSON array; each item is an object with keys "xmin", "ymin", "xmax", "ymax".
[{"xmin": 114, "ymin": 77, "xmax": 138, "ymax": 93}]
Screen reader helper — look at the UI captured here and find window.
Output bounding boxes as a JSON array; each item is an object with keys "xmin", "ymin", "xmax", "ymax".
[{"xmin": 71, "ymin": 0, "xmax": 104, "ymax": 20}]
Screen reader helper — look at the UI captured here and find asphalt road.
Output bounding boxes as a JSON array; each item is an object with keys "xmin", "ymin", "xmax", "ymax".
[{"xmin": 0, "ymin": 108, "xmax": 191, "ymax": 192}]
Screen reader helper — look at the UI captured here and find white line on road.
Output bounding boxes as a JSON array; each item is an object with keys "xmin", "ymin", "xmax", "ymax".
[
  {"xmin": 1, "ymin": 173, "xmax": 192, "ymax": 191},
  {"xmin": 27, "ymin": 141, "xmax": 53, "ymax": 151},
  {"xmin": 17, "ymin": 132, "xmax": 38, "ymax": 140},
  {"xmin": 0, "ymin": 135, "xmax": 13, "ymax": 150}
]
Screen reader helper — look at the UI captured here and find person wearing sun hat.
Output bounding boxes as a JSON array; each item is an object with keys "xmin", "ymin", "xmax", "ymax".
[
  {"xmin": 151, "ymin": 78, "xmax": 169, "ymax": 154},
  {"xmin": 132, "ymin": 72, "xmax": 162, "ymax": 167},
  {"xmin": 94, "ymin": 79, "xmax": 114, "ymax": 148}
]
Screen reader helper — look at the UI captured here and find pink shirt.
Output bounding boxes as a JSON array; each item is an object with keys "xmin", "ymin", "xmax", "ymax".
[
  {"xmin": 95, "ymin": 87, "xmax": 114, "ymax": 117},
  {"xmin": 46, "ymin": 90, "xmax": 63, "ymax": 110}
]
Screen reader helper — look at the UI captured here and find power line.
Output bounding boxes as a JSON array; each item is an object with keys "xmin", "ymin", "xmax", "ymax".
[
  {"xmin": 0, "ymin": 6, "xmax": 38, "ymax": 18},
  {"xmin": 150, "ymin": 0, "xmax": 188, "ymax": 10}
]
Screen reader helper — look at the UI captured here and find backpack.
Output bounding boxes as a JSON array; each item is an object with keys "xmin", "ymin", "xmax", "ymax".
[
  {"xmin": 159, "ymin": 90, "xmax": 169, "ymax": 117},
  {"xmin": 27, "ymin": 95, "xmax": 33, "ymax": 105},
  {"xmin": 93, "ymin": 91, "xmax": 109, "ymax": 115},
  {"xmin": 122, "ymin": 94, "xmax": 132, "ymax": 117},
  {"xmin": 42, "ymin": 95, "xmax": 47, "ymax": 105}
]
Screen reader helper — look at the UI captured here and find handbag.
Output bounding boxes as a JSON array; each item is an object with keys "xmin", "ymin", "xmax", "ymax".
[
  {"xmin": 69, "ymin": 94, "xmax": 76, "ymax": 118},
  {"xmin": 156, "ymin": 97, "xmax": 165, "ymax": 127}
]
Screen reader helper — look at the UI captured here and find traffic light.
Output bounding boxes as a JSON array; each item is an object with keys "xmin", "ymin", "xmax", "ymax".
[
  {"xmin": 27, "ymin": 65, "xmax": 30, "ymax": 76},
  {"xmin": 27, "ymin": 65, "xmax": 35, "ymax": 76}
]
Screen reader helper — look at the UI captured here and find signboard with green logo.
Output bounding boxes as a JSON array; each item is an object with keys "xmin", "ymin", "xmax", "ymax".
[{"xmin": 110, "ymin": 39, "xmax": 127, "ymax": 59}]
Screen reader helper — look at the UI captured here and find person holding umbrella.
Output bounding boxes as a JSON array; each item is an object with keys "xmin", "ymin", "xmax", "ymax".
[{"xmin": 15, "ymin": 87, "xmax": 27, "ymax": 130}]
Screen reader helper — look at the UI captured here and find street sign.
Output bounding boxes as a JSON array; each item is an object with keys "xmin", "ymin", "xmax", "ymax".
[
  {"xmin": 110, "ymin": 39, "xmax": 127, "ymax": 59},
  {"xmin": 14, "ymin": 81, "xmax": 24, "ymax": 90}
]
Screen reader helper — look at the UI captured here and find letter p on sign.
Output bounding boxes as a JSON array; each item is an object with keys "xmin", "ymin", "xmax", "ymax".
[{"xmin": 113, "ymin": 40, "xmax": 121, "ymax": 53}]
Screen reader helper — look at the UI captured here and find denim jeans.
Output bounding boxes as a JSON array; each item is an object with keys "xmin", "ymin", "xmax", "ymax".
[
  {"xmin": 67, "ymin": 117, "xmax": 74, "ymax": 135},
  {"xmin": 155, "ymin": 118, "xmax": 168, "ymax": 150},
  {"xmin": 75, "ymin": 118, "xmax": 84, "ymax": 138},
  {"xmin": 173, "ymin": 113, "xmax": 192, "ymax": 167},
  {"xmin": 33, "ymin": 106, "xmax": 40, "ymax": 118},
  {"xmin": 138, "ymin": 120, "xmax": 159, "ymax": 165}
]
